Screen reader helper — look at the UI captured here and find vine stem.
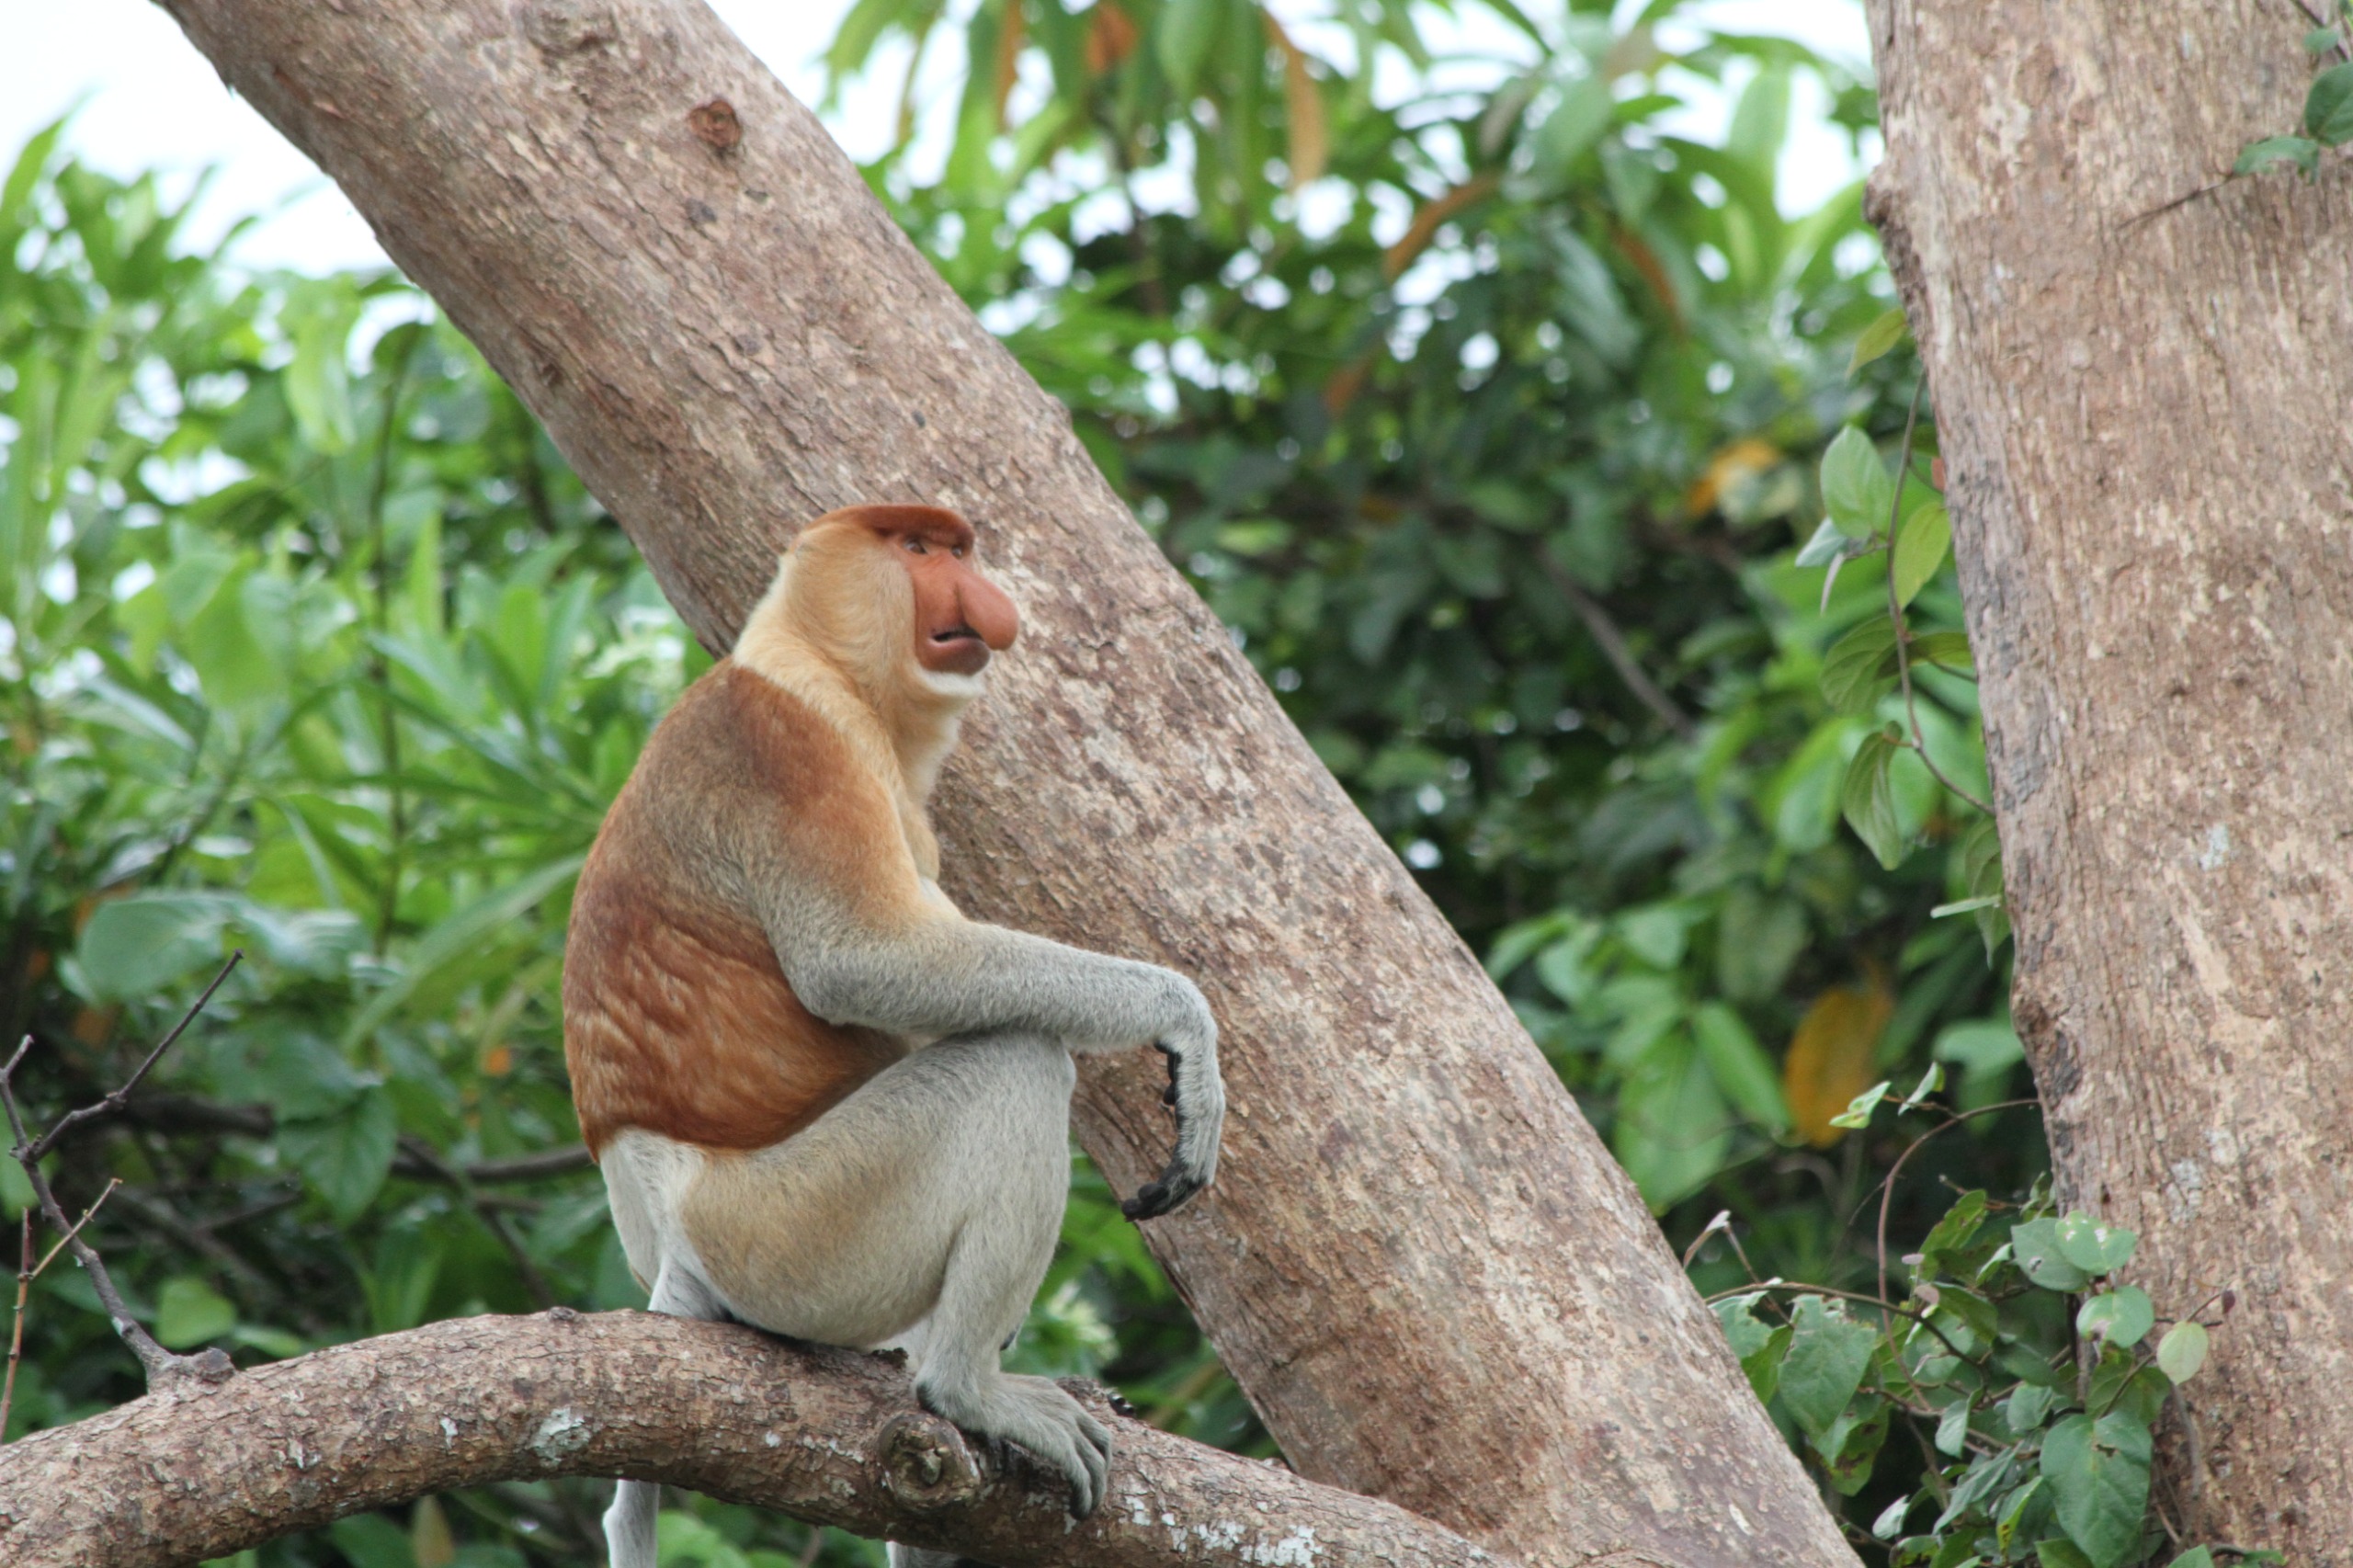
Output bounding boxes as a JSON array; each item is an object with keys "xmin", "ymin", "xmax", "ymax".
[
  {"xmin": 1873, "ymin": 1096, "xmax": 2044, "ymax": 1324},
  {"xmin": 1881, "ymin": 376, "xmax": 1996, "ymax": 818}
]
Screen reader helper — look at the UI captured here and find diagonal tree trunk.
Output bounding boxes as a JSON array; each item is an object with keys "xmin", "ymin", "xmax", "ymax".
[
  {"xmin": 142, "ymin": 1, "xmax": 1857, "ymax": 1563},
  {"xmin": 1865, "ymin": 0, "xmax": 2353, "ymax": 1553}
]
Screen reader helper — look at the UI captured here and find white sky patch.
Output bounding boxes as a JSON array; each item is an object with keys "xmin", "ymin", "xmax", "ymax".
[{"xmin": 1, "ymin": 0, "xmax": 1873, "ymax": 278}]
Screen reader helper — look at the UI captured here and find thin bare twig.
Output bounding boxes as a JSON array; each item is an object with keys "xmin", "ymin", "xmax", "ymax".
[
  {"xmin": 32, "ymin": 1179, "xmax": 121, "ymax": 1278},
  {"xmin": 1, "ymin": 1212, "xmax": 28, "ymax": 1441},
  {"xmin": 23, "ymin": 954, "xmax": 243, "ymax": 1165},
  {"xmin": 394, "ymin": 1137, "xmax": 558, "ymax": 1310},
  {"xmin": 3, "ymin": 957, "xmax": 245, "ymax": 1389},
  {"xmin": 1540, "ymin": 555, "xmax": 1699, "ymax": 739},
  {"xmin": 3, "ymin": 1041, "xmax": 180, "ymax": 1382}
]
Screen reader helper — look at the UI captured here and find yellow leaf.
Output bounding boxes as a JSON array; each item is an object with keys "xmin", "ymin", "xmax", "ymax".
[
  {"xmin": 1264, "ymin": 15, "xmax": 1328, "ymax": 188},
  {"xmin": 1685, "ymin": 436, "xmax": 1781, "ymax": 517},
  {"xmin": 1783, "ymin": 977, "xmax": 1894, "ymax": 1146}
]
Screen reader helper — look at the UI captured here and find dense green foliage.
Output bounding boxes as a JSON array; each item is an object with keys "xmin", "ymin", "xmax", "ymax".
[{"xmin": 0, "ymin": 1, "xmax": 2125, "ymax": 1562}]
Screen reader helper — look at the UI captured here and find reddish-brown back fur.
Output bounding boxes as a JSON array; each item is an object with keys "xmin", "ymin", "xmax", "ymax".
[{"xmin": 564, "ymin": 663, "xmax": 918, "ymax": 1155}]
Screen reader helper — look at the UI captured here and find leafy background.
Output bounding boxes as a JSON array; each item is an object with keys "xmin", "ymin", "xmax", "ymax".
[{"xmin": 0, "ymin": 0, "xmax": 2159, "ymax": 1562}]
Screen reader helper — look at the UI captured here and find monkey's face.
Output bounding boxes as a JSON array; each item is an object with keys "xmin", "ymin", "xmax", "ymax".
[{"xmin": 878, "ymin": 513, "xmax": 1020, "ymax": 678}]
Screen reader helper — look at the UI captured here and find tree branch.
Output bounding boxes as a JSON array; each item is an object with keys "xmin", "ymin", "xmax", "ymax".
[
  {"xmin": 1538, "ymin": 556, "xmax": 1698, "ymax": 740},
  {"xmin": 0, "ymin": 1311, "xmax": 1511, "ymax": 1568}
]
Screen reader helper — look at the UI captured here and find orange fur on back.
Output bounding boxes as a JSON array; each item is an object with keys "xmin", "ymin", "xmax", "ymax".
[{"xmin": 563, "ymin": 662, "xmax": 921, "ymax": 1155}]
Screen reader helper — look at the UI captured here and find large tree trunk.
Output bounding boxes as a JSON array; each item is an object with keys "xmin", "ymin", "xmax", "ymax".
[
  {"xmin": 0, "ymin": 1310, "xmax": 1505, "ymax": 1568},
  {"xmin": 1866, "ymin": 2, "xmax": 2353, "ymax": 1554},
  {"xmin": 145, "ymin": 2, "xmax": 1853, "ymax": 1564}
]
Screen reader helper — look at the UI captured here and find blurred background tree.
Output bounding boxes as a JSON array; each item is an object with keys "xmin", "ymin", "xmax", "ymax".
[{"xmin": 0, "ymin": 2, "xmax": 2039, "ymax": 1562}]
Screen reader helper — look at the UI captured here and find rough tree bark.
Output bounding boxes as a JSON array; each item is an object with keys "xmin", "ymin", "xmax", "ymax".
[
  {"xmin": 0, "ymin": 1311, "xmax": 1506, "ymax": 1568},
  {"xmin": 131, "ymin": 3, "xmax": 1859, "ymax": 1564},
  {"xmin": 1866, "ymin": 1, "xmax": 2353, "ymax": 1555}
]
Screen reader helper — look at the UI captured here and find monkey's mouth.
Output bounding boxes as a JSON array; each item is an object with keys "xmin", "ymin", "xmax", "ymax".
[{"xmin": 921, "ymin": 624, "xmax": 992, "ymax": 676}]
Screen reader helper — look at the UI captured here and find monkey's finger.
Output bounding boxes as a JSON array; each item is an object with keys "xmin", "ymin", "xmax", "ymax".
[{"xmin": 1120, "ymin": 1164, "xmax": 1205, "ymax": 1221}]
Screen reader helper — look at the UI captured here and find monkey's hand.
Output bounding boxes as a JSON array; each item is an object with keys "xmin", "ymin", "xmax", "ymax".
[{"xmin": 1121, "ymin": 1019, "xmax": 1224, "ymax": 1221}]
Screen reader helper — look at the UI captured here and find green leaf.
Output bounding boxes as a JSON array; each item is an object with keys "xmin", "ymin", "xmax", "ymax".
[
  {"xmin": 1892, "ymin": 501, "xmax": 1950, "ymax": 609},
  {"xmin": 340, "ymin": 853, "xmax": 585, "ymax": 1049},
  {"xmin": 1870, "ymin": 1495, "xmax": 1911, "ymax": 1540},
  {"xmin": 1822, "ymin": 616, "xmax": 1899, "ymax": 714},
  {"xmin": 2303, "ymin": 62, "xmax": 2353, "ymax": 144},
  {"xmin": 2006, "ymin": 1381, "xmax": 2060, "ymax": 1434},
  {"xmin": 1777, "ymin": 1295, "xmax": 1879, "ymax": 1437},
  {"xmin": 2076, "ymin": 1287, "xmax": 2154, "ymax": 1350},
  {"xmin": 2010, "ymin": 1218, "xmax": 2092, "ymax": 1291},
  {"xmin": 2165, "ymin": 1549, "xmax": 2215, "ymax": 1568},
  {"xmin": 2234, "ymin": 135, "xmax": 2320, "ymax": 176},
  {"xmin": 1917, "ymin": 1189, "xmax": 1989, "ymax": 1276},
  {"xmin": 2037, "ymin": 1540, "xmax": 2096, "ymax": 1568},
  {"xmin": 2155, "ymin": 1320, "xmax": 2209, "ymax": 1384},
  {"xmin": 1692, "ymin": 1002, "xmax": 1790, "ymax": 1131},
  {"xmin": 1909, "ymin": 631, "xmax": 1974, "ymax": 673},
  {"xmin": 74, "ymin": 892, "xmax": 233, "ymax": 1005},
  {"xmin": 1929, "ymin": 1284, "xmax": 1999, "ymax": 1352},
  {"xmin": 1842, "ymin": 729, "xmax": 1908, "ymax": 869},
  {"xmin": 1821, "ymin": 426, "xmax": 1894, "ymax": 540},
  {"xmin": 1935, "ymin": 1392, "xmax": 1972, "ymax": 1456},
  {"xmin": 1714, "ymin": 886, "xmax": 1807, "ymax": 1004},
  {"xmin": 1958, "ymin": 815, "xmax": 2010, "ymax": 957},
  {"xmin": 1998, "ymin": 1478, "xmax": 2050, "ymax": 1556},
  {"xmin": 1819, "ymin": 1395, "xmax": 1891, "ymax": 1494},
  {"xmin": 1155, "ymin": 0, "xmax": 1223, "ymax": 96},
  {"xmin": 2052, "ymin": 1212, "xmax": 2138, "ymax": 1275},
  {"xmin": 279, "ymin": 1088, "xmax": 399, "ymax": 1223},
  {"xmin": 1847, "ymin": 306, "xmax": 1910, "ymax": 378},
  {"xmin": 1713, "ymin": 1295, "xmax": 1791, "ymax": 1403},
  {"xmin": 1828, "ymin": 1079, "xmax": 1891, "ymax": 1131},
  {"xmin": 1534, "ymin": 75, "xmax": 1615, "ymax": 180},
  {"xmin": 1898, "ymin": 1062, "xmax": 1944, "ymax": 1109},
  {"xmin": 2040, "ymin": 1411, "xmax": 2152, "ymax": 1568},
  {"xmin": 327, "ymin": 1514, "xmax": 415, "ymax": 1568},
  {"xmin": 153, "ymin": 1276, "xmax": 236, "ymax": 1348},
  {"xmin": 1794, "ymin": 516, "xmax": 1859, "ymax": 568}
]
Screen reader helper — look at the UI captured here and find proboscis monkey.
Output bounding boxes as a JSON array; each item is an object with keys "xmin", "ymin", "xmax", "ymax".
[{"xmin": 563, "ymin": 504, "xmax": 1224, "ymax": 1568}]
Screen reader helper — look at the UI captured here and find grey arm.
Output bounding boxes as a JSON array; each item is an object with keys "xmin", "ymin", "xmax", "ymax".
[{"xmin": 778, "ymin": 904, "xmax": 1224, "ymax": 1219}]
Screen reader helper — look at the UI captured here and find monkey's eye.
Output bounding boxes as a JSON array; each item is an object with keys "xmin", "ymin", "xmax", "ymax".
[
  {"xmin": 950, "ymin": 546, "xmax": 966, "ymax": 559},
  {"xmin": 904, "ymin": 537, "xmax": 928, "ymax": 555}
]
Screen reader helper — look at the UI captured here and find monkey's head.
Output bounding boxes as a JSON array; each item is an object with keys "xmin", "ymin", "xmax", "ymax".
[{"xmin": 764, "ymin": 504, "xmax": 1020, "ymax": 698}]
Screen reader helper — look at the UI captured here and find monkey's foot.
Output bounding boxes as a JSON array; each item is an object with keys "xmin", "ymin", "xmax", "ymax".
[{"xmin": 921, "ymin": 1373, "xmax": 1112, "ymax": 1518}]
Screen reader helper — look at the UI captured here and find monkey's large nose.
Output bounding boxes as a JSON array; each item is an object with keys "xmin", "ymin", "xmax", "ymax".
[{"xmin": 961, "ymin": 573, "xmax": 1019, "ymax": 652}]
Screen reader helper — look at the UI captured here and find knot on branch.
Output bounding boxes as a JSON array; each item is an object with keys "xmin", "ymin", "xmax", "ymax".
[
  {"xmin": 688, "ymin": 98, "xmax": 742, "ymax": 152},
  {"xmin": 154, "ymin": 1348, "xmax": 237, "ymax": 1389},
  {"xmin": 878, "ymin": 1411, "xmax": 983, "ymax": 1512}
]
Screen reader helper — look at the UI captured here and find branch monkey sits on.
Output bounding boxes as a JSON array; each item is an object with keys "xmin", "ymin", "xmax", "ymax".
[{"xmin": 563, "ymin": 504, "xmax": 1224, "ymax": 1568}]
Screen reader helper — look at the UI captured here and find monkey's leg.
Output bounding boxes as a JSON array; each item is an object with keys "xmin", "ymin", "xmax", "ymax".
[
  {"xmin": 684, "ymin": 1031, "xmax": 1109, "ymax": 1517},
  {"xmin": 604, "ymin": 1260, "xmax": 730, "ymax": 1568}
]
